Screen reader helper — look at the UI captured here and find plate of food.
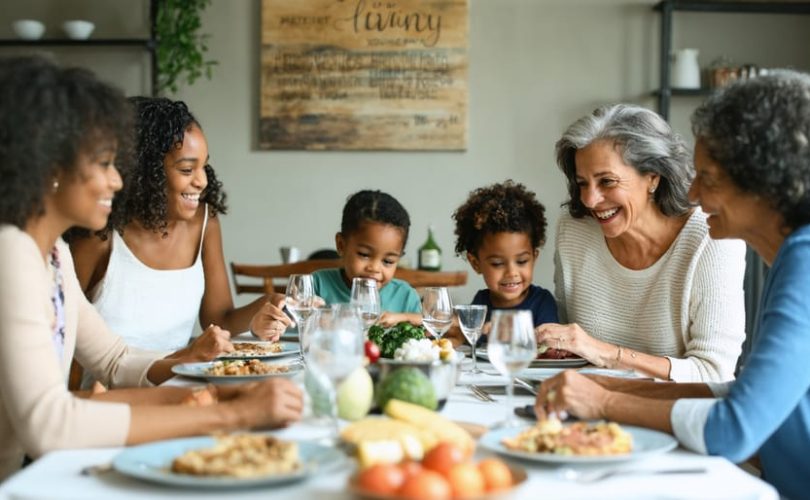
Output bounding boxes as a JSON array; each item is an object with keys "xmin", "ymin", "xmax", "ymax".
[
  {"xmin": 477, "ymin": 347, "xmax": 589, "ymax": 368},
  {"xmin": 479, "ymin": 420, "xmax": 677, "ymax": 464},
  {"xmin": 171, "ymin": 359, "xmax": 303, "ymax": 383},
  {"xmin": 218, "ymin": 341, "xmax": 299, "ymax": 359},
  {"xmin": 113, "ymin": 433, "xmax": 347, "ymax": 488}
]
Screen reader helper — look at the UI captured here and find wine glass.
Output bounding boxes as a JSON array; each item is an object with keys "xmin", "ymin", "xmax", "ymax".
[
  {"xmin": 285, "ymin": 274, "xmax": 315, "ymax": 355},
  {"xmin": 421, "ymin": 287, "xmax": 453, "ymax": 339},
  {"xmin": 305, "ymin": 305, "xmax": 364, "ymax": 443},
  {"xmin": 350, "ymin": 277, "xmax": 381, "ymax": 334},
  {"xmin": 454, "ymin": 304, "xmax": 487, "ymax": 373},
  {"xmin": 487, "ymin": 310, "xmax": 536, "ymax": 428}
]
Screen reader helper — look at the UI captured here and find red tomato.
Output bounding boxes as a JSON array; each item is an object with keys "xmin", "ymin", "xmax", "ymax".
[
  {"xmin": 398, "ymin": 469, "xmax": 451, "ymax": 500},
  {"xmin": 422, "ymin": 442, "xmax": 465, "ymax": 477},
  {"xmin": 356, "ymin": 463, "xmax": 405, "ymax": 495},
  {"xmin": 399, "ymin": 461, "xmax": 423, "ymax": 478},
  {"xmin": 447, "ymin": 462, "xmax": 485, "ymax": 498},
  {"xmin": 478, "ymin": 458, "xmax": 513, "ymax": 491},
  {"xmin": 364, "ymin": 340, "xmax": 381, "ymax": 364}
]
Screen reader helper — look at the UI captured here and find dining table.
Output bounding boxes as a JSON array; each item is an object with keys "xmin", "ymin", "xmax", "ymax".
[{"xmin": 0, "ymin": 357, "xmax": 779, "ymax": 500}]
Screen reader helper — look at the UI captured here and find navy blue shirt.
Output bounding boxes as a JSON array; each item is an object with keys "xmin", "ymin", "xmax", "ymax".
[{"xmin": 472, "ymin": 284, "xmax": 558, "ymax": 345}]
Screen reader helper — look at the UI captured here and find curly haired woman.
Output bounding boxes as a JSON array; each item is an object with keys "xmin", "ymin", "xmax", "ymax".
[
  {"xmin": 69, "ymin": 98, "xmax": 290, "ymax": 368},
  {"xmin": 452, "ymin": 180, "xmax": 558, "ymax": 340}
]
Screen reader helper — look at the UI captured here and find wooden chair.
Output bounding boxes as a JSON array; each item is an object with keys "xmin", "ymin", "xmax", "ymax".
[
  {"xmin": 230, "ymin": 260, "xmax": 467, "ymax": 295},
  {"xmin": 230, "ymin": 259, "xmax": 341, "ymax": 294}
]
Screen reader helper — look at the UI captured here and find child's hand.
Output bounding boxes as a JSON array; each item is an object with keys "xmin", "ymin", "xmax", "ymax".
[
  {"xmin": 377, "ymin": 312, "xmax": 421, "ymax": 328},
  {"xmin": 481, "ymin": 321, "xmax": 492, "ymax": 336}
]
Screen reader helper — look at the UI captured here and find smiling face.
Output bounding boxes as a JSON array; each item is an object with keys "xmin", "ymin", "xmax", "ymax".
[
  {"xmin": 335, "ymin": 221, "xmax": 405, "ymax": 289},
  {"xmin": 574, "ymin": 140, "xmax": 659, "ymax": 239},
  {"xmin": 163, "ymin": 124, "xmax": 209, "ymax": 221},
  {"xmin": 689, "ymin": 140, "xmax": 764, "ymax": 240},
  {"xmin": 53, "ymin": 141, "xmax": 122, "ymax": 231},
  {"xmin": 467, "ymin": 231, "xmax": 538, "ymax": 308}
]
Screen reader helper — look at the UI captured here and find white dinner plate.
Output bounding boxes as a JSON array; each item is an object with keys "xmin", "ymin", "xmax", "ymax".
[
  {"xmin": 479, "ymin": 424, "xmax": 677, "ymax": 464},
  {"xmin": 478, "ymin": 347, "xmax": 589, "ymax": 368},
  {"xmin": 171, "ymin": 360, "xmax": 303, "ymax": 383},
  {"xmin": 112, "ymin": 435, "xmax": 346, "ymax": 488},
  {"xmin": 518, "ymin": 367, "xmax": 642, "ymax": 382},
  {"xmin": 217, "ymin": 340, "xmax": 300, "ymax": 360}
]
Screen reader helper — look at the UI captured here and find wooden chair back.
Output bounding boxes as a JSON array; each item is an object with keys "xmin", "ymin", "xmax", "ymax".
[
  {"xmin": 230, "ymin": 259, "xmax": 341, "ymax": 294},
  {"xmin": 230, "ymin": 260, "xmax": 468, "ymax": 295}
]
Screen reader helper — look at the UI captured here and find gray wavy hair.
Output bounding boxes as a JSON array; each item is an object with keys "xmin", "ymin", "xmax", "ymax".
[
  {"xmin": 555, "ymin": 104, "xmax": 694, "ymax": 218},
  {"xmin": 692, "ymin": 70, "xmax": 810, "ymax": 231}
]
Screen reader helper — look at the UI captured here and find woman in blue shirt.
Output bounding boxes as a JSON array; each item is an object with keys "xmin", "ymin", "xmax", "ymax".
[{"xmin": 533, "ymin": 70, "xmax": 810, "ymax": 499}]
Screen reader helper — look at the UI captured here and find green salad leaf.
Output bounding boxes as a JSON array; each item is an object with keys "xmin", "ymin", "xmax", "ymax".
[{"xmin": 367, "ymin": 322, "xmax": 426, "ymax": 358}]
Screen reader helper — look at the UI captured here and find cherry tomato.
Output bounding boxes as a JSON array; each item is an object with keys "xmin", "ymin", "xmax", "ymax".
[
  {"xmin": 356, "ymin": 463, "xmax": 405, "ymax": 495},
  {"xmin": 447, "ymin": 462, "xmax": 485, "ymax": 498},
  {"xmin": 478, "ymin": 458, "xmax": 513, "ymax": 491},
  {"xmin": 364, "ymin": 340, "xmax": 381, "ymax": 364},
  {"xmin": 421, "ymin": 442, "xmax": 465, "ymax": 477},
  {"xmin": 398, "ymin": 469, "xmax": 451, "ymax": 500}
]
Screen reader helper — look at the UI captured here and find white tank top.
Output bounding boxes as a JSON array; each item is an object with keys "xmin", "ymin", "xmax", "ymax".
[{"xmin": 89, "ymin": 207, "xmax": 207, "ymax": 352}]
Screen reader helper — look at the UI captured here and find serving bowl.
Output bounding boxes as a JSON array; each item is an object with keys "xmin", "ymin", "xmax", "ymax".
[
  {"xmin": 12, "ymin": 20, "xmax": 45, "ymax": 40},
  {"xmin": 376, "ymin": 351, "xmax": 464, "ymax": 410},
  {"xmin": 62, "ymin": 20, "xmax": 95, "ymax": 40}
]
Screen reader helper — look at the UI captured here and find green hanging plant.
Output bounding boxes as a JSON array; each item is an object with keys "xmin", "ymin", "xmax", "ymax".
[{"xmin": 156, "ymin": 0, "xmax": 218, "ymax": 94}]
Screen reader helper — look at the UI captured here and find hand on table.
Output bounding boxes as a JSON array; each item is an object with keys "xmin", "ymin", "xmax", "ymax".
[
  {"xmin": 535, "ymin": 322, "xmax": 610, "ymax": 364},
  {"xmin": 188, "ymin": 324, "xmax": 233, "ymax": 361},
  {"xmin": 250, "ymin": 294, "xmax": 294, "ymax": 341},
  {"xmin": 377, "ymin": 312, "xmax": 421, "ymax": 328},
  {"xmin": 534, "ymin": 370, "xmax": 611, "ymax": 421},
  {"xmin": 229, "ymin": 378, "xmax": 304, "ymax": 429}
]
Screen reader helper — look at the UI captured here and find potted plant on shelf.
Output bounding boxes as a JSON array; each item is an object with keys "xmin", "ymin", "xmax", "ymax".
[{"xmin": 155, "ymin": 0, "xmax": 218, "ymax": 94}]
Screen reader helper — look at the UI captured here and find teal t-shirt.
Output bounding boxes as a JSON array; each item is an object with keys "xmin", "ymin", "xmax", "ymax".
[{"xmin": 311, "ymin": 268, "xmax": 421, "ymax": 313}]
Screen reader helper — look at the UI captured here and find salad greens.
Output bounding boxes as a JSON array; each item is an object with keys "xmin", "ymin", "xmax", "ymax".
[{"xmin": 367, "ymin": 322, "xmax": 426, "ymax": 359}]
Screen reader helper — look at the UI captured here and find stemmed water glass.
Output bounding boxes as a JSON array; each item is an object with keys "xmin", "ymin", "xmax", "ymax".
[
  {"xmin": 421, "ymin": 287, "xmax": 453, "ymax": 339},
  {"xmin": 487, "ymin": 310, "xmax": 536, "ymax": 428},
  {"xmin": 454, "ymin": 304, "xmax": 487, "ymax": 373},
  {"xmin": 305, "ymin": 304, "xmax": 364, "ymax": 443},
  {"xmin": 285, "ymin": 274, "xmax": 316, "ymax": 355},
  {"xmin": 350, "ymin": 277, "xmax": 381, "ymax": 334}
]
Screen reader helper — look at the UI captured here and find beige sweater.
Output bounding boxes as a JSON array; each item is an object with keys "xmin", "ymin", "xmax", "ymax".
[
  {"xmin": 554, "ymin": 209, "xmax": 747, "ymax": 382},
  {"xmin": 0, "ymin": 226, "xmax": 158, "ymax": 480}
]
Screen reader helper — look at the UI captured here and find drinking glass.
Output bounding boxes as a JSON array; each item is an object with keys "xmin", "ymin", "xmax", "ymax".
[
  {"xmin": 487, "ymin": 310, "xmax": 536, "ymax": 428},
  {"xmin": 305, "ymin": 305, "xmax": 364, "ymax": 443},
  {"xmin": 285, "ymin": 274, "xmax": 315, "ymax": 355},
  {"xmin": 421, "ymin": 287, "xmax": 453, "ymax": 339},
  {"xmin": 350, "ymin": 277, "xmax": 381, "ymax": 334},
  {"xmin": 454, "ymin": 304, "xmax": 487, "ymax": 373}
]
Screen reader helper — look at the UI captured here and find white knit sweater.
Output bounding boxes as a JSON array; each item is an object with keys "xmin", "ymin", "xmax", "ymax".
[{"xmin": 554, "ymin": 209, "xmax": 747, "ymax": 382}]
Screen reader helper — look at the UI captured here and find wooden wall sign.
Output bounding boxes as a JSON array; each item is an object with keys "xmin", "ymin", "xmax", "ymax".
[{"xmin": 260, "ymin": 0, "xmax": 468, "ymax": 150}]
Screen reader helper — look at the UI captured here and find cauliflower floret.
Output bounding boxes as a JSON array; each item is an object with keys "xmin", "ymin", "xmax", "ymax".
[{"xmin": 393, "ymin": 338, "xmax": 440, "ymax": 362}]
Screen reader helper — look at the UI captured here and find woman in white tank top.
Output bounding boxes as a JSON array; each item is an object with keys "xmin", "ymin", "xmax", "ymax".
[{"xmin": 69, "ymin": 98, "xmax": 290, "ymax": 371}]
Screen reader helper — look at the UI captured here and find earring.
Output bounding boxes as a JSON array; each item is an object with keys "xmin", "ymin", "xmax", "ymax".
[
  {"xmin": 649, "ymin": 185, "xmax": 657, "ymax": 194},
  {"xmin": 52, "ymin": 179, "xmax": 59, "ymax": 193}
]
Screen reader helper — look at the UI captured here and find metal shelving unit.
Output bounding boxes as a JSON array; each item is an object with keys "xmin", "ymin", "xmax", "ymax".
[
  {"xmin": 654, "ymin": 0, "xmax": 810, "ymax": 120},
  {"xmin": 0, "ymin": 0, "xmax": 158, "ymax": 95}
]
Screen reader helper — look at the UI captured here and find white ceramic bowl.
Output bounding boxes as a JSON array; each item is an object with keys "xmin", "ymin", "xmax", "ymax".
[
  {"xmin": 12, "ymin": 20, "xmax": 45, "ymax": 40},
  {"xmin": 62, "ymin": 20, "xmax": 95, "ymax": 40}
]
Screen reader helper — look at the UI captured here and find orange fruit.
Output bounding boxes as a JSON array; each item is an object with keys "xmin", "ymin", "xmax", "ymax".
[
  {"xmin": 398, "ymin": 469, "xmax": 452, "ymax": 500},
  {"xmin": 478, "ymin": 458, "xmax": 513, "ymax": 491},
  {"xmin": 422, "ymin": 442, "xmax": 465, "ymax": 477},
  {"xmin": 356, "ymin": 463, "xmax": 405, "ymax": 495},
  {"xmin": 446, "ymin": 462, "xmax": 485, "ymax": 498}
]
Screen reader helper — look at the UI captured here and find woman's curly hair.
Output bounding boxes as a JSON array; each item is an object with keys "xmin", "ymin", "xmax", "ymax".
[
  {"xmin": 0, "ymin": 56, "xmax": 132, "ymax": 229},
  {"xmin": 453, "ymin": 180, "xmax": 547, "ymax": 256},
  {"xmin": 692, "ymin": 70, "xmax": 810, "ymax": 232},
  {"xmin": 106, "ymin": 97, "xmax": 227, "ymax": 237}
]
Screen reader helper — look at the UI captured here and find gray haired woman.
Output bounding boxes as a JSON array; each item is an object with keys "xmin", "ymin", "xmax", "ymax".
[{"xmin": 536, "ymin": 104, "xmax": 746, "ymax": 382}]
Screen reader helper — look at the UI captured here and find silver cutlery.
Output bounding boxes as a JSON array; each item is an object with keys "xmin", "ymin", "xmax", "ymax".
[
  {"xmin": 79, "ymin": 462, "xmax": 113, "ymax": 476},
  {"xmin": 558, "ymin": 466, "xmax": 707, "ymax": 484},
  {"xmin": 469, "ymin": 384, "xmax": 496, "ymax": 402},
  {"xmin": 513, "ymin": 377, "xmax": 538, "ymax": 396}
]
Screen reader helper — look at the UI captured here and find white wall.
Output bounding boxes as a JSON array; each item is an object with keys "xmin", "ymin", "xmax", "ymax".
[{"xmin": 2, "ymin": 0, "xmax": 809, "ymax": 307}]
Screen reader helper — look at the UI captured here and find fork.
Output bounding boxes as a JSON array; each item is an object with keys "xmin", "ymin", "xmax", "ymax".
[
  {"xmin": 558, "ymin": 466, "xmax": 707, "ymax": 483},
  {"xmin": 469, "ymin": 384, "xmax": 496, "ymax": 402}
]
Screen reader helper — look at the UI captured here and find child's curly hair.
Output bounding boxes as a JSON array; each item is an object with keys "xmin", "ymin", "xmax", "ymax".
[{"xmin": 453, "ymin": 180, "xmax": 547, "ymax": 256}]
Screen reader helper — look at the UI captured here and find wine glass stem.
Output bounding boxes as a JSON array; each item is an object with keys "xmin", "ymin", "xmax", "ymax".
[
  {"xmin": 327, "ymin": 381, "xmax": 339, "ymax": 441},
  {"xmin": 471, "ymin": 333, "xmax": 478, "ymax": 372},
  {"xmin": 505, "ymin": 377, "xmax": 515, "ymax": 427}
]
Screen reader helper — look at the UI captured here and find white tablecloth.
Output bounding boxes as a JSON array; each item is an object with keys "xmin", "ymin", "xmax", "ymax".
[{"xmin": 0, "ymin": 363, "xmax": 779, "ymax": 500}]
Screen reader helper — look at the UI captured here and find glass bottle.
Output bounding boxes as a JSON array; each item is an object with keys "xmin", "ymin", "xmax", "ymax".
[{"xmin": 418, "ymin": 225, "xmax": 442, "ymax": 271}]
